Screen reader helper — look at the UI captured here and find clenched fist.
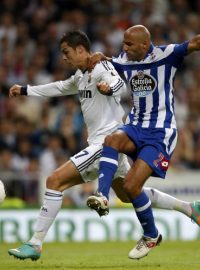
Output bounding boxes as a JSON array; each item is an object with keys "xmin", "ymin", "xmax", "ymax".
[
  {"xmin": 9, "ymin": 84, "xmax": 22, "ymax": 97},
  {"xmin": 97, "ymin": 81, "xmax": 112, "ymax": 96}
]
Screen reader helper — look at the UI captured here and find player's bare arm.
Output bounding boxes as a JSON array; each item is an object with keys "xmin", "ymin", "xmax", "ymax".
[
  {"xmin": 187, "ymin": 34, "xmax": 200, "ymax": 54},
  {"xmin": 9, "ymin": 84, "xmax": 22, "ymax": 97}
]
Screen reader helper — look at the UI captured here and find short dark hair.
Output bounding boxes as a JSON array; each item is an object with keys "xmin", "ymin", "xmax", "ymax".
[{"xmin": 60, "ymin": 30, "xmax": 91, "ymax": 52}]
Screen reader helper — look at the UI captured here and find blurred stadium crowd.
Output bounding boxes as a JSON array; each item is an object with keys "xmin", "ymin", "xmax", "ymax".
[{"xmin": 0, "ymin": 0, "xmax": 200, "ymax": 205}]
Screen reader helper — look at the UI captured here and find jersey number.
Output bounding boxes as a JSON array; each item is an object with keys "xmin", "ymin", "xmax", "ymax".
[{"xmin": 74, "ymin": 150, "xmax": 89, "ymax": 159}]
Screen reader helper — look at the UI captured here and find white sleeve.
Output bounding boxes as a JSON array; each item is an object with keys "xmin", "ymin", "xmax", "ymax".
[
  {"xmin": 95, "ymin": 61, "xmax": 126, "ymax": 96},
  {"xmin": 27, "ymin": 76, "xmax": 78, "ymax": 97}
]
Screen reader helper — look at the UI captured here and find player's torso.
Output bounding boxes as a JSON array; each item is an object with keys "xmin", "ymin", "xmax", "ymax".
[
  {"xmin": 119, "ymin": 45, "xmax": 179, "ymax": 129},
  {"xmin": 75, "ymin": 69, "xmax": 122, "ymax": 144}
]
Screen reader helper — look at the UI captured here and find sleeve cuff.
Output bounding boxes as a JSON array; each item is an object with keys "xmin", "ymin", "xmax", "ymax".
[
  {"xmin": 20, "ymin": 86, "xmax": 28, "ymax": 95},
  {"xmin": 106, "ymin": 89, "xmax": 113, "ymax": 96}
]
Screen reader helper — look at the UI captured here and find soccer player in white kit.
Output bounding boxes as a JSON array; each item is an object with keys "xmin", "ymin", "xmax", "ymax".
[{"xmin": 8, "ymin": 30, "xmax": 200, "ymax": 261}]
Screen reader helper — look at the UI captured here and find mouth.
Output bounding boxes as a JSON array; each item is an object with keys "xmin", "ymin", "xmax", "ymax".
[{"xmin": 126, "ymin": 53, "xmax": 131, "ymax": 60}]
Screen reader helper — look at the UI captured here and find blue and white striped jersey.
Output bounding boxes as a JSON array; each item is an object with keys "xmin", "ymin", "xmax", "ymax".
[{"xmin": 112, "ymin": 42, "xmax": 189, "ymax": 129}]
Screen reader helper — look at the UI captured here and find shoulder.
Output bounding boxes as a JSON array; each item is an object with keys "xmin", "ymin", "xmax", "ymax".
[
  {"xmin": 97, "ymin": 60, "xmax": 115, "ymax": 70},
  {"xmin": 154, "ymin": 44, "xmax": 176, "ymax": 56},
  {"xmin": 154, "ymin": 43, "xmax": 188, "ymax": 56},
  {"xmin": 112, "ymin": 52, "xmax": 127, "ymax": 64},
  {"xmin": 92, "ymin": 60, "xmax": 115, "ymax": 74}
]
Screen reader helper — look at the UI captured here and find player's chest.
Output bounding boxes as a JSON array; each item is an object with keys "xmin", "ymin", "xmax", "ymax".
[
  {"xmin": 124, "ymin": 69, "xmax": 158, "ymax": 98},
  {"xmin": 77, "ymin": 73, "xmax": 97, "ymax": 100}
]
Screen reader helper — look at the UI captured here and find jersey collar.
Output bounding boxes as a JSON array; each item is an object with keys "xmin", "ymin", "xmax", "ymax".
[{"xmin": 143, "ymin": 42, "xmax": 154, "ymax": 60}]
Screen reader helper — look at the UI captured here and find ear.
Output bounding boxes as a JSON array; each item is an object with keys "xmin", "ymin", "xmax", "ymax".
[
  {"xmin": 143, "ymin": 39, "xmax": 150, "ymax": 50},
  {"xmin": 76, "ymin": 45, "xmax": 85, "ymax": 54}
]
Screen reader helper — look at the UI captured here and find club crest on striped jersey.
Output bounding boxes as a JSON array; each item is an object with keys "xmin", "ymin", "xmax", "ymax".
[{"xmin": 130, "ymin": 70, "xmax": 157, "ymax": 97}]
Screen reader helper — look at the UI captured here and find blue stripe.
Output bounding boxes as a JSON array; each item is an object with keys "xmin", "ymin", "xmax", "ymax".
[
  {"xmin": 113, "ymin": 53, "xmax": 183, "ymax": 71},
  {"xmin": 45, "ymin": 192, "xmax": 62, "ymax": 197},
  {"xmin": 163, "ymin": 66, "xmax": 173, "ymax": 128},
  {"xmin": 168, "ymin": 129, "xmax": 177, "ymax": 156},
  {"xmin": 111, "ymin": 61, "xmax": 124, "ymax": 73},
  {"xmin": 77, "ymin": 149, "xmax": 102, "ymax": 171},
  {"xmin": 138, "ymin": 97, "xmax": 145, "ymax": 125}
]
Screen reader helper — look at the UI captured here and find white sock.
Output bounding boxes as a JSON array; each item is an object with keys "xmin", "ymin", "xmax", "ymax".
[
  {"xmin": 29, "ymin": 188, "xmax": 63, "ymax": 247},
  {"xmin": 144, "ymin": 187, "xmax": 192, "ymax": 217}
]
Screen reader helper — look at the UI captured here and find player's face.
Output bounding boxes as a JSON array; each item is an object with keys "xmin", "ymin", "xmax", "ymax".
[
  {"xmin": 123, "ymin": 32, "xmax": 145, "ymax": 61},
  {"xmin": 60, "ymin": 42, "xmax": 80, "ymax": 68}
]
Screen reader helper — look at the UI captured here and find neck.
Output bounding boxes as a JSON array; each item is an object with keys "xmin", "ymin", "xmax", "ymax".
[{"xmin": 78, "ymin": 54, "xmax": 91, "ymax": 71}]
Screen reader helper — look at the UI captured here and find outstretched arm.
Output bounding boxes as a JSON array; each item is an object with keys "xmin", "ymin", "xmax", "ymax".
[
  {"xmin": 187, "ymin": 35, "xmax": 200, "ymax": 54},
  {"xmin": 9, "ymin": 78, "xmax": 78, "ymax": 98}
]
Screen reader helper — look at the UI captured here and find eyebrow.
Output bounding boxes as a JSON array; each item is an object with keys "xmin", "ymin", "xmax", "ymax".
[
  {"xmin": 124, "ymin": 41, "xmax": 133, "ymax": 46},
  {"xmin": 61, "ymin": 48, "xmax": 68, "ymax": 53}
]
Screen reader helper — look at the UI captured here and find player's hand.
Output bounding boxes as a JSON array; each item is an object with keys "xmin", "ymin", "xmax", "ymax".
[
  {"xmin": 88, "ymin": 52, "xmax": 107, "ymax": 71},
  {"xmin": 97, "ymin": 81, "xmax": 112, "ymax": 95},
  {"xmin": 9, "ymin": 84, "xmax": 22, "ymax": 97}
]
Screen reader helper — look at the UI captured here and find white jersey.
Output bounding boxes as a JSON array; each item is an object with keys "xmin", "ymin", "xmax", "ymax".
[{"xmin": 27, "ymin": 61, "xmax": 126, "ymax": 145}]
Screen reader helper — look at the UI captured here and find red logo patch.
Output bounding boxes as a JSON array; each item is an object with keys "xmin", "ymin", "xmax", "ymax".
[{"xmin": 153, "ymin": 153, "xmax": 169, "ymax": 171}]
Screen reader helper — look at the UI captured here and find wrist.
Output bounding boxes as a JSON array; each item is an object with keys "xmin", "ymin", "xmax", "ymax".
[
  {"xmin": 106, "ymin": 89, "xmax": 113, "ymax": 96},
  {"xmin": 20, "ymin": 86, "xmax": 28, "ymax": 95}
]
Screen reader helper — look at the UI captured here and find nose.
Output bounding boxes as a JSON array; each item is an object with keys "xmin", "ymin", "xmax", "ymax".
[{"xmin": 123, "ymin": 44, "xmax": 128, "ymax": 52}]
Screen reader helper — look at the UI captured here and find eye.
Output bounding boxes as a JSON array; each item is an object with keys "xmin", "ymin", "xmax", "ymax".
[{"xmin": 125, "ymin": 42, "xmax": 133, "ymax": 46}]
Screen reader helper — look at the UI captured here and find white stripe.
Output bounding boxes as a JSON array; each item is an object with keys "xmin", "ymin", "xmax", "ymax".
[
  {"xmin": 163, "ymin": 128, "xmax": 174, "ymax": 155},
  {"xmin": 135, "ymin": 200, "xmax": 151, "ymax": 212},
  {"xmin": 169, "ymin": 67, "xmax": 177, "ymax": 128},
  {"xmin": 156, "ymin": 65, "xmax": 166, "ymax": 128},
  {"xmin": 131, "ymin": 70, "xmax": 139, "ymax": 125},
  {"xmin": 169, "ymin": 131, "xmax": 178, "ymax": 155},
  {"xmin": 100, "ymin": 157, "xmax": 118, "ymax": 166},
  {"xmin": 142, "ymin": 69, "xmax": 153, "ymax": 128},
  {"xmin": 124, "ymin": 71, "xmax": 129, "ymax": 81},
  {"xmin": 132, "ymin": 97, "xmax": 139, "ymax": 125}
]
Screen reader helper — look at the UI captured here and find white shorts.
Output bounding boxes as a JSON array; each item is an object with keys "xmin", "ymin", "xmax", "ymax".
[{"xmin": 70, "ymin": 144, "xmax": 130, "ymax": 182}]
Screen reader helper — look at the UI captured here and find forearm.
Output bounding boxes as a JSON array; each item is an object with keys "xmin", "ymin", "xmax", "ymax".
[
  {"xmin": 21, "ymin": 78, "xmax": 78, "ymax": 97},
  {"xmin": 26, "ymin": 81, "xmax": 67, "ymax": 97},
  {"xmin": 109, "ymin": 77, "xmax": 126, "ymax": 96},
  {"xmin": 187, "ymin": 35, "xmax": 200, "ymax": 54}
]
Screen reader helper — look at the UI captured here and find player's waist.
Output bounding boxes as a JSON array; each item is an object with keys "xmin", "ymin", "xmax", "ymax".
[
  {"xmin": 126, "ymin": 117, "xmax": 177, "ymax": 129},
  {"xmin": 87, "ymin": 123, "xmax": 120, "ymax": 145}
]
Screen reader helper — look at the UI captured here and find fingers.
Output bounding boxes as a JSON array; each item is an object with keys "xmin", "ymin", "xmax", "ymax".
[
  {"xmin": 9, "ymin": 84, "xmax": 21, "ymax": 98},
  {"xmin": 97, "ymin": 81, "xmax": 111, "ymax": 95},
  {"xmin": 88, "ymin": 52, "xmax": 105, "ymax": 71},
  {"xmin": 97, "ymin": 81, "xmax": 109, "ymax": 90}
]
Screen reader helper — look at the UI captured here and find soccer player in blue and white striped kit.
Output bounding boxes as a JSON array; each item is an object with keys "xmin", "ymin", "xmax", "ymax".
[{"xmin": 87, "ymin": 25, "xmax": 200, "ymax": 259}]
